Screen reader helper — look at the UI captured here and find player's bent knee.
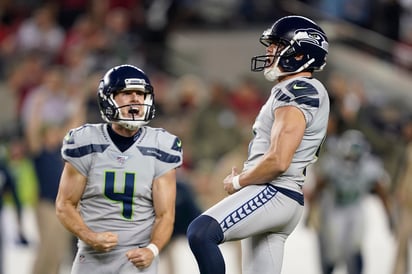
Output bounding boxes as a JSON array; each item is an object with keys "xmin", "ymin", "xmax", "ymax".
[{"xmin": 187, "ymin": 215, "xmax": 223, "ymax": 246}]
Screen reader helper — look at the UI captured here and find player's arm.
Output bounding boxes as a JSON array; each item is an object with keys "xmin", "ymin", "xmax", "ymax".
[
  {"xmin": 224, "ymin": 106, "xmax": 306, "ymax": 193},
  {"xmin": 150, "ymin": 168, "xmax": 177, "ymax": 250},
  {"xmin": 55, "ymin": 161, "xmax": 118, "ymax": 251},
  {"xmin": 126, "ymin": 168, "xmax": 177, "ymax": 268}
]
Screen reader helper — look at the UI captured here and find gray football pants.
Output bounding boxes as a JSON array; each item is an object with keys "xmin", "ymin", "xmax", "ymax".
[
  {"xmin": 71, "ymin": 247, "xmax": 159, "ymax": 274},
  {"xmin": 204, "ymin": 184, "xmax": 304, "ymax": 274}
]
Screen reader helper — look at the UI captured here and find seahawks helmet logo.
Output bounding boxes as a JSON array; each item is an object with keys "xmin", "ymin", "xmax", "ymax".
[{"xmin": 293, "ymin": 28, "xmax": 328, "ymax": 52}]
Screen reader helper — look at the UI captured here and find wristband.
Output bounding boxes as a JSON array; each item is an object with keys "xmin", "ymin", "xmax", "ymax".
[
  {"xmin": 146, "ymin": 243, "xmax": 159, "ymax": 257},
  {"xmin": 232, "ymin": 175, "xmax": 242, "ymax": 190}
]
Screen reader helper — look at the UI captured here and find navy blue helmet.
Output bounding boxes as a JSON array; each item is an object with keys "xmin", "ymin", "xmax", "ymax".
[
  {"xmin": 98, "ymin": 65, "xmax": 155, "ymax": 129},
  {"xmin": 251, "ymin": 15, "xmax": 329, "ymax": 81}
]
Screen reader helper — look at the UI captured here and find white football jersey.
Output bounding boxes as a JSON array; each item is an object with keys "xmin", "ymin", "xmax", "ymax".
[
  {"xmin": 243, "ymin": 77, "xmax": 330, "ymax": 191},
  {"xmin": 61, "ymin": 124, "xmax": 183, "ymax": 250}
]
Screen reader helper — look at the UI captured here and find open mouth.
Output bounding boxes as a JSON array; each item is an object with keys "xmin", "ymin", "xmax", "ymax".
[
  {"xmin": 265, "ymin": 56, "xmax": 275, "ymax": 67},
  {"xmin": 128, "ymin": 107, "xmax": 139, "ymax": 115},
  {"xmin": 126, "ymin": 106, "xmax": 142, "ymax": 119}
]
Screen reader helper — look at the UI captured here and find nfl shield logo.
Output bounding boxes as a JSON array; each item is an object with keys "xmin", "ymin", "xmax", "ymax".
[{"xmin": 116, "ymin": 155, "xmax": 129, "ymax": 165}]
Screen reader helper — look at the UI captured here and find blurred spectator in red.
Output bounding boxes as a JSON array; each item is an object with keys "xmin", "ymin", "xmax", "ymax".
[{"xmin": 229, "ymin": 76, "xmax": 265, "ymax": 125}]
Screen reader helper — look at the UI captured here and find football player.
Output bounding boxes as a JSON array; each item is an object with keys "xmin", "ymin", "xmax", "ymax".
[
  {"xmin": 187, "ymin": 15, "xmax": 330, "ymax": 274},
  {"xmin": 306, "ymin": 129, "xmax": 393, "ymax": 274},
  {"xmin": 55, "ymin": 65, "xmax": 183, "ymax": 274}
]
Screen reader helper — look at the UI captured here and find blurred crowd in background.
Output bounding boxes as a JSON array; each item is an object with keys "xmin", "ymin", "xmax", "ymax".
[{"xmin": 0, "ymin": 0, "xmax": 412, "ymax": 274}]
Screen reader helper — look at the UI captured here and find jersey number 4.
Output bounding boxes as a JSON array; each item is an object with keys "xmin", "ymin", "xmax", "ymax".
[{"xmin": 104, "ymin": 171, "xmax": 135, "ymax": 219}]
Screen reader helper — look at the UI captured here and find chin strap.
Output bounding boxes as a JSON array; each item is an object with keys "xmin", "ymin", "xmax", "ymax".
[
  {"xmin": 264, "ymin": 58, "xmax": 315, "ymax": 81},
  {"xmin": 117, "ymin": 120, "xmax": 146, "ymax": 130}
]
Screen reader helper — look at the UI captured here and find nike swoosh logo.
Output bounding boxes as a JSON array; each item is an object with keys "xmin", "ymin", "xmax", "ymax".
[{"xmin": 293, "ymin": 84, "xmax": 307, "ymax": 90}]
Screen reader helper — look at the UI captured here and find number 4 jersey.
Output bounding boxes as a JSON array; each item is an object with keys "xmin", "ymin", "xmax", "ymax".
[{"xmin": 61, "ymin": 123, "xmax": 183, "ymax": 250}]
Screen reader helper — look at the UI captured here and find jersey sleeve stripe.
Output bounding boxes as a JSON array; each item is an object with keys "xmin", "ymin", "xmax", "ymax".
[
  {"xmin": 63, "ymin": 144, "xmax": 110, "ymax": 158},
  {"xmin": 137, "ymin": 146, "xmax": 182, "ymax": 163},
  {"xmin": 275, "ymin": 89, "xmax": 319, "ymax": 108},
  {"xmin": 294, "ymin": 96, "xmax": 319, "ymax": 108},
  {"xmin": 275, "ymin": 90, "xmax": 291, "ymax": 101}
]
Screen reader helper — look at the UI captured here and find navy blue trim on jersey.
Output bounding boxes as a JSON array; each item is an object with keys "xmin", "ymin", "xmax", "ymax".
[
  {"xmin": 287, "ymin": 80, "xmax": 318, "ymax": 97},
  {"xmin": 220, "ymin": 185, "xmax": 278, "ymax": 232},
  {"xmin": 64, "ymin": 144, "xmax": 110, "ymax": 158},
  {"xmin": 275, "ymin": 89, "xmax": 319, "ymax": 108},
  {"xmin": 289, "ymin": 87, "xmax": 318, "ymax": 96},
  {"xmin": 294, "ymin": 96, "xmax": 319, "ymax": 108},
  {"xmin": 273, "ymin": 186, "xmax": 304, "ymax": 205},
  {"xmin": 275, "ymin": 90, "xmax": 291, "ymax": 102},
  {"xmin": 137, "ymin": 146, "xmax": 181, "ymax": 163}
]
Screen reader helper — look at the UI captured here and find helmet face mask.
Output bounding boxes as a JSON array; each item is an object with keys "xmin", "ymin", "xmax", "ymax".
[
  {"xmin": 98, "ymin": 65, "xmax": 155, "ymax": 130},
  {"xmin": 251, "ymin": 15, "xmax": 329, "ymax": 81},
  {"xmin": 251, "ymin": 41, "xmax": 287, "ymax": 72}
]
